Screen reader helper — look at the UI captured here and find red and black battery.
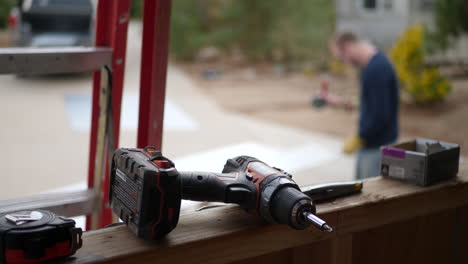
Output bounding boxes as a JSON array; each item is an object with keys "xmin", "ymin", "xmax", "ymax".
[{"xmin": 0, "ymin": 210, "xmax": 82, "ymax": 264}]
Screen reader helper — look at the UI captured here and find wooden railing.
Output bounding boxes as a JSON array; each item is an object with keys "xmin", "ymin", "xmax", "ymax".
[{"xmin": 62, "ymin": 161, "xmax": 468, "ymax": 264}]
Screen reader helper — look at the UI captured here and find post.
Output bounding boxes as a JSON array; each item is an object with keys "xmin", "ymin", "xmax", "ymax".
[
  {"xmin": 137, "ymin": 0, "xmax": 172, "ymax": 149},
  {"xmin": 87, "ymin": 0, "xmax": 131, "ymax": 229}
]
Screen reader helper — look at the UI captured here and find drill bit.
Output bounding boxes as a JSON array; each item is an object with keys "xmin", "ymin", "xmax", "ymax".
[{"xmin": 303, "ymin": 211, "xmax": 333, "ymax": 232}]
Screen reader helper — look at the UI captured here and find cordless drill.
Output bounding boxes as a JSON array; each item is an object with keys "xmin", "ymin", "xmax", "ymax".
[{"xmin": 109, "ymin": 147, "xmax": 332, "ymax": 240}]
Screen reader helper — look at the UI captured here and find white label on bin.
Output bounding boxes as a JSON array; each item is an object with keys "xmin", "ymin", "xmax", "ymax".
[{"xmin": 389, "ymin": 166, "xmax": 405, "ymax": 179}]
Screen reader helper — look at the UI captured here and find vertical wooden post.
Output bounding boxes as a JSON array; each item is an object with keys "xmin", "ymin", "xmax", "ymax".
[
  {"xmin": 137, "ymin": 0, "xmax": 172, "ymax": 149},
  {"xmin": 331, "ymin": 234, "xmax": 353, "ymax": 264}
]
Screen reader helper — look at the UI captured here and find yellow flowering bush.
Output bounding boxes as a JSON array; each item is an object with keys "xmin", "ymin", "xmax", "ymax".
[{"xmin": 390, "ymin": 25, "xmax": 451, "ymax": 103}]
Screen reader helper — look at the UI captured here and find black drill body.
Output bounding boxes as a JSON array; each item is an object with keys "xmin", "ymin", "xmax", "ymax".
[
  {"xmin": 180, "ymin": 156, "xmax": 315, "ymax": 229},
  {"xmin": 110, "ymin": 148, "xmax": 331, "ymax": 240}
]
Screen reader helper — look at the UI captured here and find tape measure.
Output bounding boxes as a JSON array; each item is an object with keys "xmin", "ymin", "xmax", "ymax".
[{"xmin": 0, "ymin": 210, "xmax": 82, "ymax": 264}]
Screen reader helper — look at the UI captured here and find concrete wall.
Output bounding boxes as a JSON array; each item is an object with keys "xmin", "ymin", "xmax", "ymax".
[
  {"xmin": 408, "ymin": 0, "xmax": 435, "ymax": 30},
  {"xmin": 336, "ymin": 0, "xmax": 432, "ymax": 50}
]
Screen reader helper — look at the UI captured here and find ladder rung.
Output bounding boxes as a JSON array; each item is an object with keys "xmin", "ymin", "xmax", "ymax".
[
  {"xmin": 0, "ymin": 47, "xmax": 113, "ymax": 75},
  {"xmin": 0, "ymin": 189, "xmax": 97, "ymax": 217}
]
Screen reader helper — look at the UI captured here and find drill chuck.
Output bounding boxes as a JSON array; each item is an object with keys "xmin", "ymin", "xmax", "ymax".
[
  {"xmin": 270, "ymin": 187, "xmax": 315, "ymax": 229},
  {"xmin": 270, "ymin": 186, "xmax": 332, "ymax": 232}
]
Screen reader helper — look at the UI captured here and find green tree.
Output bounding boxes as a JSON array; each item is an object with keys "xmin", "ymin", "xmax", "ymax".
[
  {"xmin": 169, "ymin": 0, "xmax": 334, "ymax": 62},
  {"xmin": 130, "ymin": 0, "xmax": 143, "ymax": 19},
  {"xmin": 431, "ymin": 0, "xmax": 468, "ymax": 49},
  {"xmin": 170, "ymin": 0, "xmax": 219, "ymax": 59},
  {"xmin": 130, "ymin": 0, "xmax": 335, "ymax": 62},
  {"xmin": 0, "ymin": 0, "xmax": 16, "ymax": 29}
]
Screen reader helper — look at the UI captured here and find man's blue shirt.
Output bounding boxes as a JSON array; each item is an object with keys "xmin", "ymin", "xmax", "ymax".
[{"xmin": 359, "ymin": 52, "xmax": 399, "ymax": 148}]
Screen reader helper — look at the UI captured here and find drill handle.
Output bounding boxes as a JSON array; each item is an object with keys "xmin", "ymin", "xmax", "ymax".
[
  {"xmin": 179, "ymin": 171, "xmax": 233, "ymax": 202},
  {"xmin": 179, "ymin": 171, "xmax": 256, "ymax": 206}
]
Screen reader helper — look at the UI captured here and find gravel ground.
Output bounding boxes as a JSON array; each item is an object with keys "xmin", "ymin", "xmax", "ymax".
[{"xmin": 181, "ymin": 62, "xmax": 468, "ymax": 156}]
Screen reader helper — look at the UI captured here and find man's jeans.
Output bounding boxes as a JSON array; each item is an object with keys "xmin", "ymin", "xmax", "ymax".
[{"xmin": 356, "ymin": 147, "xmax": 382, "ymax": 179}]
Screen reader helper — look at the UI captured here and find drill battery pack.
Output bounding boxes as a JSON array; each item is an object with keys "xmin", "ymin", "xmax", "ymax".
[
  {"xmin": 0, "ymin": 210, "xmax": 82, "ymax": 264},
  {"xmin": 110, "ymin": 147, "xmax": 182, "ymax": 240}
]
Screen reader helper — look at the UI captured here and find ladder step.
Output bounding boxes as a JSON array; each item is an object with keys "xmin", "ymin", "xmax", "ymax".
[
  {"xmin": 0, "ymin": 189, "xmax": 97, "ymax": 217},
  {"xmin": 0, "ymin": 47, "xmax": 113, "ymax": 75}
]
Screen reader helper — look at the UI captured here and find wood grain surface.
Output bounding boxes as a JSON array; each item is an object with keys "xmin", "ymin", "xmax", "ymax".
[{"xmin": 62, "ymin": 161, "xmax": 468, "ymax": 264}]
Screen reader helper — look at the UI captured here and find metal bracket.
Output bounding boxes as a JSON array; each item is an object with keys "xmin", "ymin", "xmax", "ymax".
[{"xmin": 0, "ymin": 47, "xmax": 112, "ymax": 75}]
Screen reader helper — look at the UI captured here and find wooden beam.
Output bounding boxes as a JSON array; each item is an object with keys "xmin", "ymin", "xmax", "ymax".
[{"xmin": 60, "ymin": 163, "xmax": 468, "ymax": 264}]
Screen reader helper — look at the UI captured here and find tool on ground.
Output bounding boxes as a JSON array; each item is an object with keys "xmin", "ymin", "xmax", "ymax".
[
  {"xmin": 0, "ymin": 210, "xmax": 82, "ymax": 264},
  {"xmin": 110, "ymin": 147, "xmax": 364, "ymax": 240},
  {"xmin": 311, "ymin": 77, "xmax": 353, "ymax": 110}
]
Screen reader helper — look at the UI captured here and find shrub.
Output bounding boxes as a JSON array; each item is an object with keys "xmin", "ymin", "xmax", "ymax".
[
  {"xmin": 430, "ymin": 0, "xmax": 468, "ymax": 50},
  {"xmin": 169, "ymin": 0, "xmax": 335, "ymax": 62},
  {"xmin": 390, "ymin": 25, "xmax": 451, "ymax": 103},
  {"xmin": 0, "ymin": 0, "xmax": 16, "ymax": 29}
]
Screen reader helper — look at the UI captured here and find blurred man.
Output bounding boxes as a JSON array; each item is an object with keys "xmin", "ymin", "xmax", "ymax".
[{"xmin": 332, "ymin": 32, "xmax": 399, "ymax": 179}]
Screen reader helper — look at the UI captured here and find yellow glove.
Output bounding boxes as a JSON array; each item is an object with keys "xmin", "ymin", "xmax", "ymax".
[{"xmin": 343, "ymin": 136, "xmax": 364, "ymax": 154}]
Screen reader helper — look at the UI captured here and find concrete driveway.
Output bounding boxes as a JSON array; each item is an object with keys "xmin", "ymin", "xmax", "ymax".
[{"xmin": 0, "ymin": 22, "xmax": 354, "ymax": 204}]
